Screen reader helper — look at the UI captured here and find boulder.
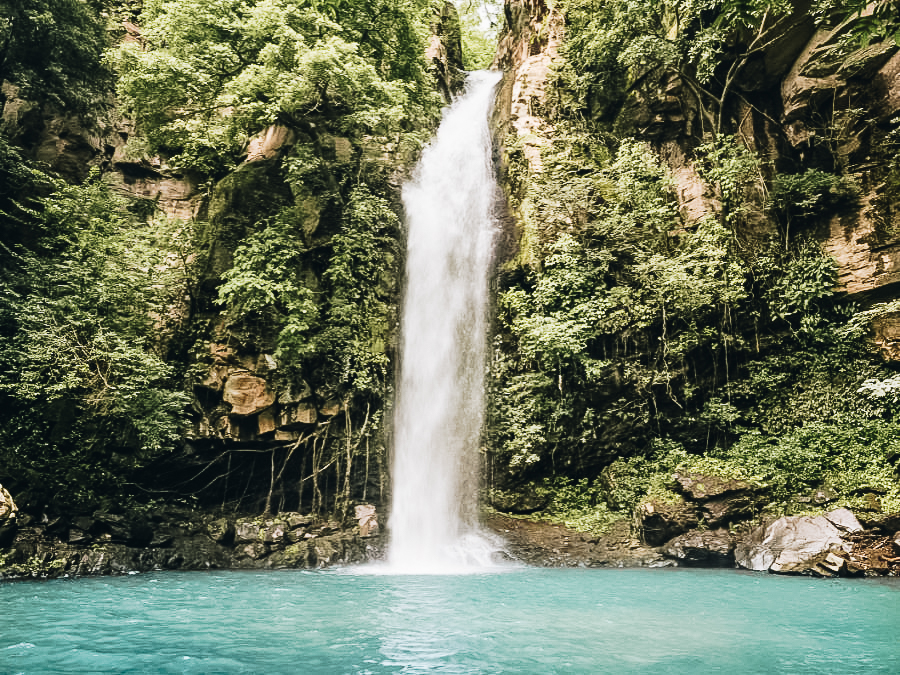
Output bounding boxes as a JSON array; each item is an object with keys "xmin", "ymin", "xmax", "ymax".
[
  {"xmin": 893, "ymin": 532, "xmax": 900, "ymax": 557},
  {"xmin": 662, "ymin": 528, "xmax": 735, "ymax": 567},
  {"xmin": 355, "ymin": 504, "xmax": 379, "ymax": 537},
  {"xmin": 672, "ymin": 472, "xmax": 748, "ymax": 500},
  {"xmin": 638, "ymin": 498, "xmax": 699, "ymax": 546},
  {"xmin": 824, "ymin": 508, "xmax": 863, "ymax": 534},
  {"xmin": 672, "ymin": 472, "xmax": 758, "ymax": 527},
  {"xmin": 859, "ymin": 512, "xmax": 900, "ymax": 534},
  {"xmin": 234, "ymin": 519, "xmax": 261, "ymax": 545},
  {"xmin": 223, "ymin": 374, "xmax": 275, "ymax": 416},
  {"xmin": 734, "ymin": 515, "xmax": 851, "ymax": 574}
]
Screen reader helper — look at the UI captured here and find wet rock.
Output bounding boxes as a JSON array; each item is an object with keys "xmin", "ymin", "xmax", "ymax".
[
  {"xmin": 638, "ymin": 498, "xmax": 699, "ymax": 546},
  {"xmin": 735, "ymin": 515, "xmax": 850, "ymax": 574},
  {"xmin": 662, "ymin": 529, "xmax": 735, "ymax": 567}
]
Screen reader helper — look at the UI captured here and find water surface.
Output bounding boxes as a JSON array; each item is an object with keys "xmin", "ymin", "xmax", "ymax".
[{"xmin": 3, "ymin": 567, "xmax": 899, "ymax": 673}]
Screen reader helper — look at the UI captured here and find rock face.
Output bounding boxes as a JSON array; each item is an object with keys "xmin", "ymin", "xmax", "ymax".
[
  {"xmin": 637, "ymin": 498, "xmax": 699, "ymax": 546},
  {"xmin": 0, "ymin": 508, "xmax": 382, "ymax": 580},
  {"xmin": 223, "ymin": 374, "xmax": 276, "ymax": 416},
  {"xmin": 426, "ymin": 1, "xmax": 465, "ymax": 103},
  {"xmin": 734, "ymin": 513, "xmax": 851, "ymax": 574},
  {"xmin": 662, "ymin": 529, "xmax": 735, "ymax": 567}
]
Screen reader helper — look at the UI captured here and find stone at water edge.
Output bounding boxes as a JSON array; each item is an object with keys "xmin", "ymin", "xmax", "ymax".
[
  {"xmin": 662, "ymin": 529, "xmax": 735, "ymax": 567},
  {"xmin": 637, "ymin": 497, "xmax": 699, "ymax": 546},
  {"xmin": 734, "ymin": 515, "xmax": 850, "ymax": 574}
]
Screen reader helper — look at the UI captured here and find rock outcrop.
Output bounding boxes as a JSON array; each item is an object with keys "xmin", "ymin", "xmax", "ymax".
[
  {"xmin": 734, "ymin": 512, "xmax": 853, "ymax": 575},
  {"xmin": 0, "ymin": 507, "xmax": 383, "ymax": 580},
  {"xmin": 427, "ymin": 1, "xmax": 466, "ymax": 102}
]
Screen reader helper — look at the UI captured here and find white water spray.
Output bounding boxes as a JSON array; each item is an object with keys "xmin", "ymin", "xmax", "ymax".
[{"xmin": 388, "ymin": 71, "xmax": 503, "ymax": 573}]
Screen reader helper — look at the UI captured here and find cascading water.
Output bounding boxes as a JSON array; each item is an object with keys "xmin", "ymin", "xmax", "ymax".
[{"xmin": 388, "ymin": 70, "xmax": 503, "ymax": 573}]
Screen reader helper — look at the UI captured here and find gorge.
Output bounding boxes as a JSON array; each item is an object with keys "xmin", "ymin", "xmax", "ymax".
[{"xmin": 1, "ymin": 0, "xmax": 900, "ymax": 582}]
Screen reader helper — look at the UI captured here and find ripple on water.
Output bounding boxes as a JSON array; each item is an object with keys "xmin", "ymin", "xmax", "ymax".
[{"xmin": 1, "ymin": 568, "xmax": 899, "ymax": 673}]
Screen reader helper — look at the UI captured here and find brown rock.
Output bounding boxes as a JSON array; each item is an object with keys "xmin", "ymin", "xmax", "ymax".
[
  {"xmin": 355, "ymin": 504, "xmax": 379, "ymax": 537},
  {"xmin": 278, "ymin": 402, "xmax": 317, "ymax": 428},
  {"xmin": 257, "ymin": 408, "xmax": 276, "ymax": 435},
  {"xmin": 662, "ymin": 528, "xmax": 735, "ymax": 567},
  {"xmin": 638, "ymin": 498, "xmax": 699, "ymax": 546},
  {"xmin": 223, "ymin": 375, "xmax": 275, "ymax": 416},
  {"xmin": 246, "ymin": 125, "xmax": 295, "ymax": 162}
]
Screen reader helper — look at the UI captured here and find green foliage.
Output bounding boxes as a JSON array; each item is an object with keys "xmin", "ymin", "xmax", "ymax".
[
  {"xmin": 218, "ymin": 184, "xmax": 401, "ymax": 398},
  {"xmin": 0, "ymin": 0, "xmax": 111, "ymax": 111},
  {"xmin": 111, "ymin": 0, "xmax": 441, "ymax": 172},
  {"xmin": 0, "ymin": 175, "xmax": 188, "ymax": 510},
  {"xmin": 456, "ymin": 0, "xmax": 499, "ymax": 69},
  {"xmin": 504, "ymin": 476, "xmax": 625, "ymax": 535}
]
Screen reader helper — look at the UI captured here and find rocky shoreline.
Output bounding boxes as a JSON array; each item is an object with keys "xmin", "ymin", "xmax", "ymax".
[
  {"xmin": 486, "ymin": 510, "xmax": 900, "ymax": 577},
  {"xmin": 0, "ymin": 493, "xmax": 384, "ymax": 581},
  {"xmin": 3, "ymin": 479, "xmax": 899, "ymax": 580}
]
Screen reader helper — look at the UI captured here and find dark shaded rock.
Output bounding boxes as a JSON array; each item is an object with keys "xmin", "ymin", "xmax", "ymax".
[
  {"xmin": 207, "ymin": 517, "xmax": 235, "ymax": 545},
  {"xmin": 662, "ymin": 529, "xmax": 735, "ymax": 567},
  {"xmin": 700, "ymin": 494, "xmax": 756, "ymax": 528},
  {"xmin": 285, "ymin": 513, "xmax": 313, "ymax": 530},
  {"xmin": 859, "ymin": 512, "xmax": 900, "ymax": 534},
  {"xmin": 489, "ymin": 489, "xmax": 550, "ymax": 514},
  {"xmin": 638, "ymin": 498, "xmax": 699, "ymax": 546},
  {"xmin": 672, "ymin": 472, "xmax": 759, "ymax": 527},
  {"xmin": 68, "ymin": 528, "xmax": 90, "ymax": 544},
  {"xmin": 73, "ymin": 516, "xmax": 94, "ymax": 532}
]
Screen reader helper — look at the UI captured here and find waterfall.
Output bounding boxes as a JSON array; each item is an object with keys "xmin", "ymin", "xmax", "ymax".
[{"xmin": 388, "ymin": 70, "xmax": 503, "ymax": 573}]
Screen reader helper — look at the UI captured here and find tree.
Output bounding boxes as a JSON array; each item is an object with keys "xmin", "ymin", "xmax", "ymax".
[
  {"xmin": 111, "ymin": 0, "xmax": 441, "ymax": 172},
  {"xmin": 0, "ymin": 0, "xmax": 111, "ymax": 111}
]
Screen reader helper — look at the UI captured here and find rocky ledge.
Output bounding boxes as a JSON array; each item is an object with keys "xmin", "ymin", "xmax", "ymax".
[
  {"xmin": 0, "ymin": 504, "xmax": 383, "ymax": 581},
  {"xmin": 487, "ymin": 504, "xmax": 900, "ymax": 577}
]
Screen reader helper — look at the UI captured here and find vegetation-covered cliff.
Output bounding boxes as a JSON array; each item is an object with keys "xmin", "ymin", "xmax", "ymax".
[
  {"xmin": 1, "ymin": 0, "xmax": 899, "ymax": 576},
  {"xmin": 486, "ymin": 0, "xmax": 900, "ymax": 567}
]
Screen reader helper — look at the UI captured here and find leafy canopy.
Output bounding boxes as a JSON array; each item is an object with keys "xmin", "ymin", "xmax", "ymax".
[{"xmin": 111, "ymin": 0, "xmax": 441, "ymax": 172}]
